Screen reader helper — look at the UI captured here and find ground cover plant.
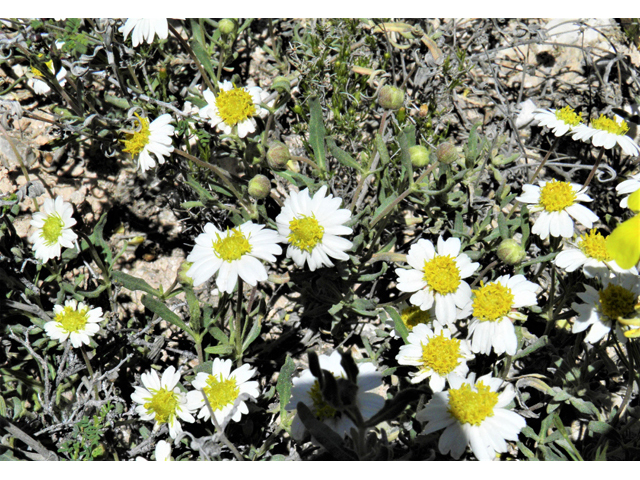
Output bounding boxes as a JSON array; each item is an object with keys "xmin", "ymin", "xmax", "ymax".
[{"xmin": 2, "ymin": 17, "xmax": 640, "ymax": 461}]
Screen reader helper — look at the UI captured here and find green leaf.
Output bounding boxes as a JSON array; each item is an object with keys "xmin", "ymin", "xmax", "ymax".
[
  {"xmin": 364, "ymin": 388, "xmax": 424, "ymax": 428},
  {"xmin": 112, "ymin": 271, "xmax": 161, "ymax": 297},
  {"xmin": 497, "ymin": 211, "xmax": 509, "ymax": 240},
  {"xmin": 184, "ymin": 287, "xmax": 201, "ymax": 333},
  {"xmin": 273, "ymin": 169, "xmax": 317, "ymax": 190},
  {"xmin": 403, "ymin": 123, "xmax": 416, "ymax": 148},
  {"xmin": 326, "ymin": 137, "xmax": 362, "ymax": 173},
  {"xmin": 204, "ymin": 344, "xmax": 233, "ymax": 356},
  {"xmin": 296, "ymin": 402, "xmax": 356, "ymax": 460},
  {"xmin": 308, "ymin": 97, "xmax": 326, "ymax": 171},
  {"xmin": 397, "ymin": 130, "xmax": 413, "ymax": 183},
  {"xmin": 209, "ymin": 326, "xmax": 229, "ymax": 345},
  {"xmin": 588, "ymin": 421, "xmax": 613, "ymax": 435},
  {"xmin": 512, "ymin": 335, "xmax": 548, "ymax": 360},
  {"xmin": 276, "ymin": 355, "xmax": 296, "ymax": 419},
  {"xmin": 374, "ymin": 133, "xmax": 390, "ymax": 165},
  {"xmin": 242, "ymin": 316, "xmax": 262, "ymax": 352},
  {"xmin": 190, "ymin": 23, "xmax": 216, "ymax": 81},
  {"xmin": 383, "ymin": 305, "xmax": 408, "ymax": 343},
  {"xmin": 141, "ymin": 295, "xmax": 193, "ymax": 337},
  {"xmin": 86, "ymin": 210, "xmax": 112, "ymax": 267}
]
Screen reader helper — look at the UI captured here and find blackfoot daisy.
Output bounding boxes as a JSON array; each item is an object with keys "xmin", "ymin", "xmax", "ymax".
[
  {"xmin": 416, "ymin": 373, "xmax": 526, "ymax": 461},
  {"xmin": 136, "ymin": 440, "xmax": 172, "ymax": 461},
  {"xmin": 286, "ymin": 351, "xmax": 385, "ymax": 440},
  {"xmin": 122, "ymin": 113, "xmax": 175, "ymax": 173},
  {"xmin": 28, "ymin": 59, "xmax": 67, "ymax": 95},
  {"xmin": 395, "ymin": 236, "xmax": 479, "ymax": 327},
  {"xmin": 276, "ymin": 185, "xmax": 353, "ymax": 271},
  {"xmin": 616, "ymin": 172, "xmax": 640, "ymax": 209},
  {"xmin": 186, "ymin": 221, "xmax": 282, "ymax": 293},
  {"xmin": 44, "ymin": 299, "xmax": 103, "ymax": 348},
  {"xmin": 29, "ymin": 196, "xmax": 77, "ymax": 263},
  {"xmin": 516, "ymin": 180, "xmax": 598, "ymax": 240},
  {"xmin": 533, "ymin": 106, "xmax": 583, "ymax": 137},
  {"xmin": 187, "ymin": 358, "xmax": 259, "ymax": 427},
  {"xmin": 467, "ymin": 274, "xmax": 539, "ymax": 356},
  {"xmin": 131, "ymin": 366, "xmax": 197, "ymax": 439},
  {"xmin": 200, "ymin": 80, "xmax": 267, "ymax": 138},
  {"xmin": 119, "ymin": 19, "xmax": 169, "ymax": 47},
  {"xmin": 572, "ymin": 114, "xmax": 640, "ymax": 156},
  {"xmin": 396, "ymin": 323, "xmax": 473, "ymax": 391}
]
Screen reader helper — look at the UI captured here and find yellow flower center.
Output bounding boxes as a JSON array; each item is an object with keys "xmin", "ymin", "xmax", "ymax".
[
  {"xmin": 420, "ymin": 332, "xmax": 462, "ymax": 376},
  {"xmin": 144, "ymin": 387, "xmax": 179, "ymax": 425},
  {"xmin": 288, "ymin": 215, "xmax": 324, "ymax": 253},
  {"xmin": 554, "ymin": 106, "xmax": 582, "ymax": 127},
  {"xmin": 590, "ymin": 114, "xmax": 629, "ymax": 136},
  {"xmin": 216, "ymin": 86, "xmax": 257, "ymax": 127},
  {"xmin": 472, "ymin": 282, "xmax": 515, "ymax": 322},
  {"xmin": 447, "ymin": 381, "xmax": 498, "ymax": 426},
  {"xmin": 599, "ymin": 284, "xmax": 636, "ymax": 320},
  {"xmin": 538, "ymin": 180, "xmax": 576, "ymax": 212},
  {"xmin": 212, "ymin": 228, "xmax": 251, "ymax": 262},
  {"xmin": 309, "ymin": 379, "xmax": 338, "ymax": 421},
  {"xmin": 578, "ymin": 229, "xmax": 611, "ymax": 262},
  {"xmin": 41, "ymin": 213, "xmax": 65, "ymax": 246},
  {"xmin": 422, "ymin": 255, "xmax": 461, "ymax": 295},
  {"xmin": 401, "ymin": 306, "xmax": 432, "ymax": 330},
  {"xmin": 122, "ymin": 113, "xmax": 151, "ymax": 158},
  {"xmin": 54, "ymin": 305, "xmax": 89, "ymax": 333},
  {"xmin": 202, "ymin": 373, "xmax": 240, "ymax": 411}
]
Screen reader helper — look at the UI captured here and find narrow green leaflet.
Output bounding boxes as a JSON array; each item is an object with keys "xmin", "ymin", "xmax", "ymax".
[
  {"xmin": 141, "ymin": 295, "xmax": 193, "ymax": 338},
  {"xmin": 308, "ymin": 97, "xmax": 326, "ymax": 170},
  {"xmin": 276, "ymin": 355, "xmax": 296, "ymax": 418}
]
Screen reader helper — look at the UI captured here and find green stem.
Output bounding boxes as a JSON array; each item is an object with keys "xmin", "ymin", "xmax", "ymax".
[
  {"xmin": 80, "ymin": 346, "xmax": 100, "ymax": 400},
  {"xmin": 235, "ymin": 277, "xmax": 244, "ymax": 367},
  {"xmin": 168, "ymin": 23, "xmax": 216, "ymax": 94},
  {"xmin": 582, "ymin": 147, "xmax": 606, "ymax": 190},
  {"xmin": 199, "ymin": 389, "xmax": 243, "ymax": 460},
  {"xmin": 529, "ymin": 135, "xmax": 561, "ymax": 183}
]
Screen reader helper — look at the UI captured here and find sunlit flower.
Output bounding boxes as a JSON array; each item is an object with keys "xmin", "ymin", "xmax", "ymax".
[
  {"xmin": 131, "ymin": 366, "xmax": 197, "ymax": 439},
  {"xmin": 136, "ymin": 440, "xmax": 172, "ymax": 461},
  {"xmin": 607, "ymin": 214, "xmax": 640, "ymax": 270},
  {"xmin": 572, "ymin": 114, "xmax": 640, "ymax": 156},
  {"xmin": 28, "ymin": 59, "xmax": 67, "ymax": 95},
  {"xmin": 554, "ymin": 229, "xmax": 637, "ymax": 278},
  {"xmin": 200, "ymin": 80, "xmax": 267, "ymax": 138},
  {"xmin": 616, "ymin": 172, "xmax": 640, "ymax": 209},
  {"xmin": 122, "ymin": 113, "xmax": 174, "ymax": 173},
  {"xmin": 515, "ymin": 180, "xmax": 598, "ymax": 240},
  {"xmin": 416, "ymin": 373, "xmax": 526, "ymax": 461},
  {"xmin": 276, "ymin": 185, "xmax": 353, "ymax": 271},
  {"xmin": 29, "ymin": 196, "xmax": 77, "ymax": 263},
  {"xmin": 119, "ymin": 19, "xmax": 169, "ymax": 47},
  {"xmin": 467, "ymin": 274, "xmax": 539, "ymax": 356},
  {"xmin": 396, "ymin": 323, "xmax": 473, "ymax": 391},
  {"xmin": 186, "ymin": 221, "xmax": 282, "ymax": 293},
  {"xmin": 533, "ymin": 106, "xmax": 583, "ymax": 137},
  {"xmin": 286, "ymin": 351, "xmax": 385, "ymax": 440},
  {"xmin": 187, "ymin": 358, "xmax": 259, "ymax": 427},
  {"xmin": 395, "ymin": 236, "xmax": 479, "ymax": 327},
  {"xmin": 571, "ymin": 274, "xmax": 640, "ymax": 343},
  {"xmin": 44, "ymin": 299, "xmax": 103, "ymax": 348}
]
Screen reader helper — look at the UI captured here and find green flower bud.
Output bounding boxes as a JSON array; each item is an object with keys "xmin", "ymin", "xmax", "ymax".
[
  {"xmin": 178, "ymin": 261, "xmax": 194, "ymax": 287},
  {"xmin": 267, "ymin": 141, "xmax": 291, "ymax": 170},
  {"xmin": 409, "ymin": 145, "xmax": 430, "ymax": 167},
  {"xmin": 219, "ymin": 19, "xmax": 237, "ymax": 36},
  {"xmin": 378, "ymin": 85, "xmax": 405, "ymax": 110},
  {"xmin": 435, "ymin": 142, "xmax": 459, "ymax": 165},
  {"xmin": 248, "ymin": 174, "xmax": 271, "ymax": 199},
  {"xmin": 496, "ymin": 239, "xmax": 526, "ymax": 265},
  {"xmin": 272, "ymin": 76, "xmax": 291, "ymax": 94}
]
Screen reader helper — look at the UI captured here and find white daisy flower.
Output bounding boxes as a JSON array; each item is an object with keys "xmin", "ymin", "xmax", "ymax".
[
  {"xmin": 44, "ymin": 299, "xmax": 104, "ymax": 348},
  {"xmin": 396, "ymin": 323, "xmax": 474, "ymax": 391},
  {"xmin": 136, "ymin": 440, "xmax": 172, "ymax": 461},
  {"xmin": 186, "ymin": 358, "xmax": 259, "ymax": 427},
  {"xmin": 533, "ymin": 106, "xmax": 583, "ymax": 137},
  {"xmin": 186, "ymin": 221, "xmax": 282, "ymax": 293},
  {"xmin": 131, "ymin": 366, "xmax": 197, "ymax": 439},
  {"xmin": 395, "ymin": 236, "xmax": 479, "ymax": 327},
  {"xmin": 571, "ymin": 114, "xmax": 640, "ymax": 156},
  {"xmin": 28, "ymin": 58, "xmax": 67, "ymax": 95},
  {"xmin": 416, "ymin": 373, "xmax": 526, "ymax": 461},
  {"xmin": 275, "ymin": 185, "xmax": 353, "ymax": 271},
  {"xmin": 571, "ymin": 274, "xmax": 640, "ymax": 344},
  {"xmin": 616, "ymin": 172, "xmax": 640, "ymax": 209},
  {"xmin": 515, "ymin": 180, "xmax": 599, "ymax": 240},
  {"xmin": 119, "ymin": 19, "xmax": 169, "ymax": 47},
  {"xmin": 122, "ymin": 113, "xmax": 174, "ymax": 173},
  {"xmin": 29, "ymin": 196, "xmax": 78, "ymax": 263},
  {"xmin": 554, "ymin": 228, "xmax": 637, "ymax": 278},
  {"xmin": 286, "ymin": 351, "xmax": 385, "ymax": 440},
  {"xmin": 467, "ymin": 274, "xmax": 539, "ymax": 356},
  {"xmin": 200, "ymin": 80, "xmax": 268, "ymax": 138}
]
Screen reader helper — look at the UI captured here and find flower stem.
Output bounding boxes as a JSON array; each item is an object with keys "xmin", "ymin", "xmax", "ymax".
[
  {"xmin": 235, "ymin": 277, "xmax": 244, "ymax": 367},
  {"xmin": 529, "ymin": 135, "xmax": 561, "ymax": 183},
  {"xmin": 80, "ymin": 345, "xmax": 100, "ymax": 400},
  {"xmin": 582, "ymin": 147, "xmax": 606, "ymax": 190},
  {"xmin": 168, "ymin": 23, "xmax": 216, "ymax": 94},
  {"xmin": 199, "ymin": 389, "xmax": 244, "ymax": 461}
]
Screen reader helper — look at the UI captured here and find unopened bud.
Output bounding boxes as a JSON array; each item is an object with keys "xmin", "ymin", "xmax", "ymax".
[
  {"xmin": 219, "ymin": 19, "xmax": 237, "ymax": 36},
  {"xmin": 435, "ymin": 142, "xmax": 459, "ymax": 165},
  {"xmin": 267, "ymin": 141, "xmax": 291, "ymax": 170},
  {"xmin": 378, "ymin": 85, "xmax": 405, "ymax": 110},
  {"xmin": 248, "ymin": 174, "xmax": 271, "ymax": 199},
  {"xmin": 178, "ymin": 261, "xmax": 194, "ymax": 286},
  {"xmin": 409, "ymin": 145, "xmax": 430, "ymax": 168},
  {"xmin": 496, "ymin": 239, "xmax": 526, "ymax": 265}
]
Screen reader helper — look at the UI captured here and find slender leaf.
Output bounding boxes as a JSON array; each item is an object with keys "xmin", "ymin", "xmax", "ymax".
[
  {"xmin": 141, "ymin": 295, "xmax": 193, "ymax": 337},
  {"xmin": 242, "ymin": 316, "xmax": 262, "ymax": 352},
  {"xmin": 374, "ymin": 133, "xmax": 390, "ymax": 165},
  {"xmin": 276, "ymin": 355, "xmax": 296, "ymax": 418},
  {"xmin": 326, "ymin": 137, "xmax": 362, "ymax": 173},
  {"xmin": 383, "ymin": 305, "xmax": 408, "ymax": 343},
  {"xmin": 112, "ymin": 271, "xmax": 161, "ymax": 297},
  {"xmin": 296, "ymin": 402, "xmax": 356, "ymax": 460},
  {"xmin": 308, "ymin": 97, "xmax": 326, "ymax": 170}
]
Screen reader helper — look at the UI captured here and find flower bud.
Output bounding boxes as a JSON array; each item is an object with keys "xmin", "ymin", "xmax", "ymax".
[
  {"xmin": 219, "ymin": 19, "xmax": 237, "ymax": 36},
  {"xmin": 409, "ymin": 145, "xmax": 430, "ymax": 168},
  {"xmin": 496, "ymin": 239, "xmax": 526, "ymax": 265},
  {"xmin": 378, "ymin": 85, "xmax": 405, "ymax": 110},
  {"xmin": 267, "ymin": 141, "xmax": 291, "ymax": 170},
  {"xmin": 435, "ymin": 142, "xmax": 459, "ymax": 165},
  {"xmin": 248, "ymin": 174, "xmax": 271, "ymax": 199},
  {"xmin": 178, "ymin": 261, "xmax": 194, "ymax": 286}
]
